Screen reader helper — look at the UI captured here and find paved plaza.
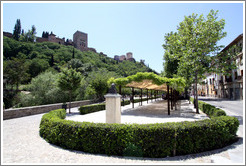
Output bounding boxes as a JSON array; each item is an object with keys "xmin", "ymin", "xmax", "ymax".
[
  {"xmin": 66, "ymin": 99, "xmax": 209, "ymax": 124},
  {"xmin": 2, "ymin": 99, "xmax": 244, "ymax": 164}
]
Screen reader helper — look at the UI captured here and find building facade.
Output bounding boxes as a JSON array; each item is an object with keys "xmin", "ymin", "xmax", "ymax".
[{"xmin": 198, "ymin": 34, "xmax": 243, "ymax": 100}]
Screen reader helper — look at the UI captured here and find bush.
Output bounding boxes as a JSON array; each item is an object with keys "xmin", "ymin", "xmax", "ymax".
[
  {"xmin": 175, "ymin": 117, "xmax": 238, "ymax": 155},
  {"xmin": 79, "ymin": 103, "xmax": 105, "ymax": 115},
  {"xmin": 40, "ymin": 109, "xmax": 239, "ymax": 158},
  {"xmin": 190, "ymin": 97, "xmax": 226, "ymax": 118}
]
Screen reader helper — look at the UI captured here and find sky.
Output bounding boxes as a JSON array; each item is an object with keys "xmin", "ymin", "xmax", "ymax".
[{"xmin": 2, "ymin": 2, "xmax": 244, "ymax": 73}]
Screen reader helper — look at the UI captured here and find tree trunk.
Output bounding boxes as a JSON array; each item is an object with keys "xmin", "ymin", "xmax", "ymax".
[
  {"xmin": 193, "ymin": 84, "xmax": 196, "ymax": 108},
  {"xmin": 16, "ymin": 82, "xmax": 19, "ymax": 94},
  {"xmin": 69, "ymin": 91, "xmax": 72, "ymax": 114},
  {"xmin": 195, "ymin": 72, "xmax": 199, "ymax": 114}
]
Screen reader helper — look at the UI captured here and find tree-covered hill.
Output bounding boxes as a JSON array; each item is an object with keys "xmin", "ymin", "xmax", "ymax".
[
  {"xmin": 3, "ymin": 36, "xmax": 157, "ymax": 109},
  {"xmin": 3, "ymin": 36, "xmax": 157, "ymax": 78}
]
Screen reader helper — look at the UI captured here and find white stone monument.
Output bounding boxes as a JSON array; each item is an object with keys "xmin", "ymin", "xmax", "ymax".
[{"xmin": 104, "ymin": 83, "xmax": 121, "ymax": 123}]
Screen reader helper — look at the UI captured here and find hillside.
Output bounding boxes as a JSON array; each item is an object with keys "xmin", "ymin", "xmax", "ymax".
[
  {"xmin": 3, "ymin": 36, "xmax": 157, "ymax": 109},
  {"xmin": 3, "ymin": 36, "xmax": 157, "ymax": 79}
]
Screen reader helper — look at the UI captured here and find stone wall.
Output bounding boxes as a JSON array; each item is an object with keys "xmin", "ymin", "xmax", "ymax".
[{"xmin": 3, "ymin": 100, "xmax": 94, "ymax": 120}]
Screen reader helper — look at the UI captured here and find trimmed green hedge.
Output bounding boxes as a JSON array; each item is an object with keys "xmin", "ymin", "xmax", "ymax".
[
  {"xmin": 190, "ymin": 97, "xmax": 226, "ymax": 117},
  {"xmin": 40, "ymin": 109, "xmax": 239, "ymax": 158},
  {"xmin": 79, "ymin": 97, "xmax": 156, "ymax": 115},
  {"xmin": 79, "ymin": 103, "xmax": 105, "ymax": 115}
]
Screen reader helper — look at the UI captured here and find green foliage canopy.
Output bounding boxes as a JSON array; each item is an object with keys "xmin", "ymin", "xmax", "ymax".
[{"xmin": 108, "ymin": 72, "xmax": 186, "ymax": 92}]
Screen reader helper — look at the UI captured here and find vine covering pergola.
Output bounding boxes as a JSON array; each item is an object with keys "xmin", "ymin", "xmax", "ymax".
[{"xmin": 108, "ymin": 72, "xmax": 186, "ymax": 115}]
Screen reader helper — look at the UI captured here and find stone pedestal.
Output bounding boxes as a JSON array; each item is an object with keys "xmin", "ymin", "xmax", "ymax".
[{"xmin": 104, "ymin": 94, "xmax": 121, "ymax": 123}]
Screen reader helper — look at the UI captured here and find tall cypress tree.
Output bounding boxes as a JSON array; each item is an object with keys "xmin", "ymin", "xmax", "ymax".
[
  {"xmin": 13, "ymin": 19, "xmax": 21, "ymax": 41},
  {"xmin": 72, "ymin": 47, "xmax": 75, "ymax": 59},
  {"xmin": 42, "ymin": 31, "xmax": 45, "ymax": 38}
]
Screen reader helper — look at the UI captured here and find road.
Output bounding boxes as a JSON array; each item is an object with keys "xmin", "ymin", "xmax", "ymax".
[{"xmin": 197, "ymin": 96, "xmax": 243, "ymax": 117}]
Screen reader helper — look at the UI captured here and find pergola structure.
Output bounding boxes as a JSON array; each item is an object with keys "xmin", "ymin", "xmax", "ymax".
[{"xmin": 108, "ymin": 72, "xmax": 186, "ymax": 115}]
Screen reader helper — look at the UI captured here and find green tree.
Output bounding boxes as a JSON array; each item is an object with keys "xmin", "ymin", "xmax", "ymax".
[
  {"xmin": 3, "ymin": 57, "xmax": 30, "ymax": 92},
  {"xmin": 27, "ymin": 58, "xmax": 50, "ymax": 78},
  {"xmin": 58, "ymin": 68, "xmax": 82, "ymax": 113},
  {"xmin": 22, "ymin": 71, "xmax": 68, "ymax": 106},
  {"xmin": 13, "ymin": 19, "xmax": 21, "ymax": 41},
  {"xmin": 67, "ymin": 59, "xmax": 83, "ymax": 71},
  {"xmin": 86, "ymin": 68, "xmax": 118, "ymax": 101},
  {"xmin": 19, "ymin": 25, "xmax": 37, "ymax": 42},
  {"xmin": 163, "ymin": 10, "xmax": 227, "ymax": 113}
]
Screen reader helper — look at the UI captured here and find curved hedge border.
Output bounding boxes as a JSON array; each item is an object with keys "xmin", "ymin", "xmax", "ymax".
[{"xmin": 40, "ymin": 108, "xmax": 239, "ymax": 158}]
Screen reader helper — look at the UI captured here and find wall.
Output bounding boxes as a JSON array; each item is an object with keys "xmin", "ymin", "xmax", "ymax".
[{"xmin": 3, "ymin": 100, "xmax": 94, "ymax": 120}]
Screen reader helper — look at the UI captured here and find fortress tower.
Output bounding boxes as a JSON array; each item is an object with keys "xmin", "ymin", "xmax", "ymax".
[
  {"xmin": 126, "ymin": 52, "xmax": 133, "ymax": 60},
  {"xmin": 73, "ymin": 30, "xmax": 88, "ymax": 51}
]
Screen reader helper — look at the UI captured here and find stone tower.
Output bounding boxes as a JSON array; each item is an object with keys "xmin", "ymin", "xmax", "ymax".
[
  {"xmin": 73, "ymin": 30, "xmax": 88, "ymax": 51},
  {"xmin": 126, "ymin": 52, "xmax": 133, "ymax": 60}
]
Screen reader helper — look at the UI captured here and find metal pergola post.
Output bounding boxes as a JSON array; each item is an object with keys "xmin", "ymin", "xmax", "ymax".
[
  {"xmin": 147, "ymin": 89, "xmax": 148, "ymax": 103},
  {"xmin": 141, "ymin": 89, "xmax": 143, "ymax": 106},
  {"xmin": 167, "ymin": 85, "xmax": 170, "ymax": 115},
  {"xmin": 151, "ymin": 90, "xmax": 152, "ymax": 102},
  {"xmin": 132, "ymin": 87, "xmax": 134, "ymax": 108},
  {"xmin": 155, "ymin": 90, "xmax": 156, "ymax": 101},
  {"xmin": 171, "ymin": 88, "xmax": 173, "ymax": 110}
]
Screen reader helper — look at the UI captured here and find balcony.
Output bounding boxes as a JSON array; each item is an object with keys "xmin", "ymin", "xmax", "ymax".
[
  {"xmin": 225, "ymin": 77, "xmax": 232, "ymax": 83},
  {"xmin": 237, "ymin": 76, "xmax": 242, "ymax": 80}
]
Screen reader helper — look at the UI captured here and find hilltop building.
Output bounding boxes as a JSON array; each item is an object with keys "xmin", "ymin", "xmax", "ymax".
[
  {"xmin": 3, "ymin": 30, "xmax": 147, "ymax": 64},
  {"xmin": 73, "ymin": 31, "xmax": 88, "ymax": 51},
  {"xmin": 114, "ymin": 52, "xmax": 136, "ymax": 62}
]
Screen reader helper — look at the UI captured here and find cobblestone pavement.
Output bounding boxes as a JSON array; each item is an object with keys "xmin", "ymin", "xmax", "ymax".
[{"xmin": 2, "ymin": 100, "xmax": 244, "ymax": 164}]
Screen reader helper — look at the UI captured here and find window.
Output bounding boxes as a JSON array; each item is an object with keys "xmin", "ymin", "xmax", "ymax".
[
  {"xmin": 241, "ymin": 70, "xmax": 243, "ymax": 77},
  {"xmin": 235, "ymin": 71, "xmax": 238, "ymax": 80}
]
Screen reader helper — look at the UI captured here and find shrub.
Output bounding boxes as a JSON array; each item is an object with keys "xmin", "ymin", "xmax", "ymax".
[
  {"xmin": 40, "ymin": 109, "xmax": 239, "ymax": 158},
  {"xmin": 175, "ymin": 116, "xmax": 238, "ymax": 155},
  {"xmin": 190, "ymin": 97, "xmax": 226, "ymax": 118},
  {"xmin": 79, "ymin": 103, "xmax": 105, "ymax": 115}
]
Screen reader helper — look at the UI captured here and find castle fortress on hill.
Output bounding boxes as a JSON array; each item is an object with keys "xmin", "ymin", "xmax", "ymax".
[
  {"xmin": 36, "ymin": 30, "xmax": 97, "ymax": 53},
  {"xmin": 4, "ymin": 30, "xmax": 146, "ymax": 63}
]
